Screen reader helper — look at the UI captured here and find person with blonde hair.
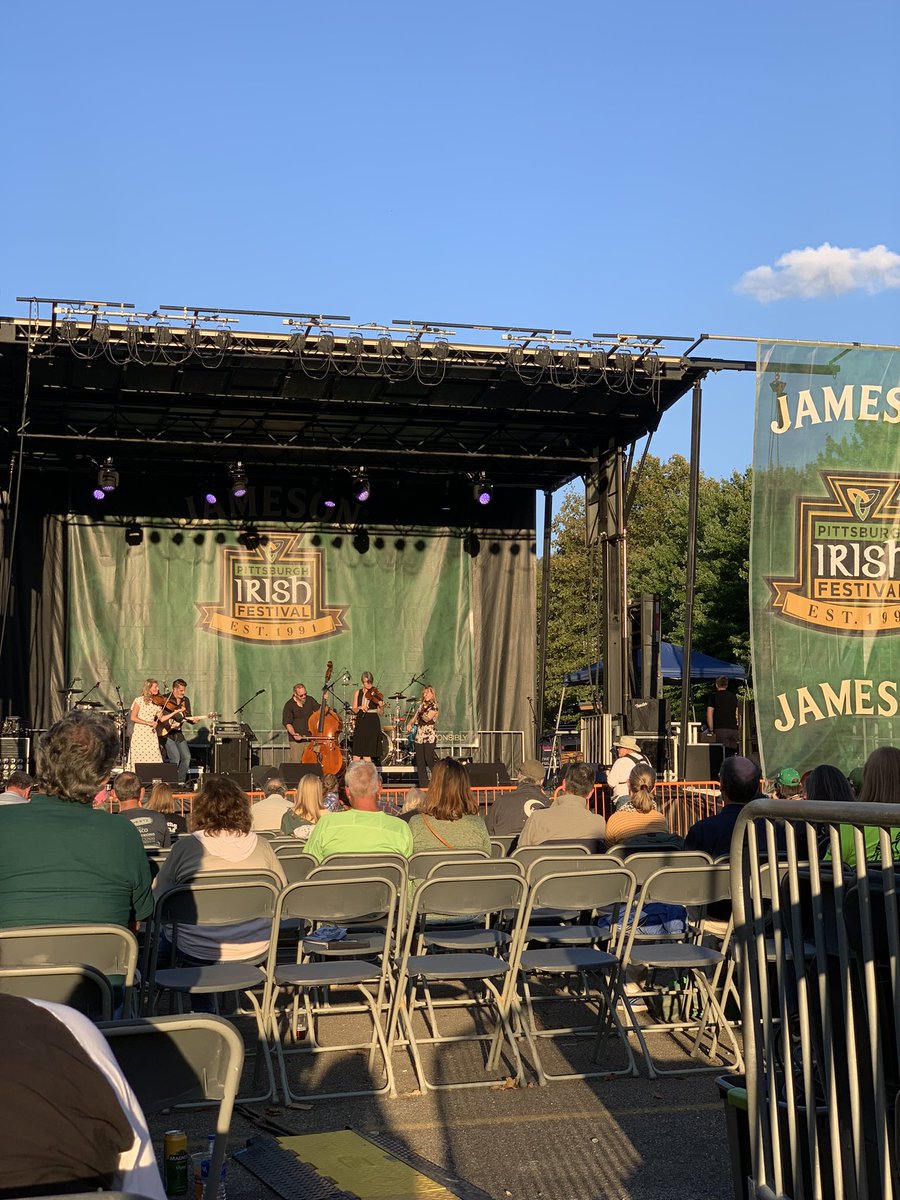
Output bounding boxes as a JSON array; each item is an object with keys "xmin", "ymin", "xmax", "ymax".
[
  {"xmin": 280, "ymin": 774, "xmax": 325, "ymax": 841},
  {"xmin": 127, "ymin": 679, "xmax": 162, "ymax": 768},
  {"xmin": 604, "ymin": 764, "xmax": 670, "ymax": 847},
  {"xmin": 147, "ymin": 781, "xmax": 187, "ymax": 838}
]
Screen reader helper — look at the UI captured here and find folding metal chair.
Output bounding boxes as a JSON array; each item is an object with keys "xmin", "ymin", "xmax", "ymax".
[
  {"xmin": 387, "ymin": 873, "xmax": 527, "ymax": 1091},
  {"xmin": 489, "ymin": 835, "xmax": 517, "ymax": 858},
  {"xmin": 511, "ymin": 843, "xmax": 591, "ymax": 872},
  {"xmin": 509, "ymin": 865, "xmax": 639, "ymax": 1084},
  {"xmin": 0, "ymin": 924, "xmax": 139, "ymax": 1015},
  {"xmin": 619, "ymin": 862, "xmax": 744, "ymax": 1079},
  {"xmin": 145, "ymin": 878, "xmax": 280, "ymax": 1101},
  {"xmin": 521, "ymin": 854, "xmax": 622, "ymax": 945},
  {"xmin": 265, "ymin": 875, "xmax": 399, "ymax": 1101},
  {"xmin": 100, "ymin": 1013, "xmax": 244, "ymax": 1200},
  {"xmin": 273, "ymin": 847, "xmax": 319, "ymax": 884},
  {"xmin": 408, "ymin": 848, "xmax": 490, "ymax": 879},
  {"xmin": 0, "ymin": 963, "xmax": 113, "ymax": 1021}
]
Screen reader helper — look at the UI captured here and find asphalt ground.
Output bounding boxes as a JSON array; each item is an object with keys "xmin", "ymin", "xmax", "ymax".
[{"xmin": 147, "ymin": 1004, "xmax": 739, "ymax": 1200}]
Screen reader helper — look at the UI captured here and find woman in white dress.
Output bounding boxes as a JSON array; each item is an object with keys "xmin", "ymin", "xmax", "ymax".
[{"xmin": 127, "ymin": 679, "xmax": 163, "ymax": 769}]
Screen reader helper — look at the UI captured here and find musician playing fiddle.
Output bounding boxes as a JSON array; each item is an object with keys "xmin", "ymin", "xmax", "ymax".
[
  {"xmin": 407, "ymin": 685, "xmax": 439, "ymax": 785},
  {"xmin": 282, "ymin": 683, "xmax": 318, "ymax": 763},
  {"xmin": 351, "ymin": 671, "xmax": 384, "ymax": 763}
]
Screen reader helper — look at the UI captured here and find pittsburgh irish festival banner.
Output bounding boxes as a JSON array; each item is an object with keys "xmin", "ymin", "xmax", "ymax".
[
  {"xmin": 67, "ymin": 525, "xmax": 478, "ymax": 739},
  {"xmin": 751, "ymin": 341, "xmax": 900, "ymax": 773}
]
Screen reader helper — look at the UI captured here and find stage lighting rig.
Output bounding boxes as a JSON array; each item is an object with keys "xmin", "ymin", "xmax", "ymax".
[
  {"xmin": 351, "ymin": 468, "xmax": 371, "ymax": 503},
  {"xmin": 229, "ymin": 462, "xmax": 248, "ymax": 498},
  {"xmin": 97, "ymin": 457, "xmax": 119, "ymax": 494},
  {"xmin": 124, "ymin": 521, "xmax": 143, "ymax": 546},
  {"xmin": 473, "ymin": 473, "xmax": 492, "ymax": 506}
]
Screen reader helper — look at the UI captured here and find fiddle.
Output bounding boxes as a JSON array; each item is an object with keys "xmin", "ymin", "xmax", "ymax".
[{"xmin": 364, "ymin": 685, "xmax": 385, "ymax": 706}]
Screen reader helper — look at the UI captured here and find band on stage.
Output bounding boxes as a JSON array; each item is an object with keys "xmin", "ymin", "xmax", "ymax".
[{"xmin": 75, "ymin": 670, "xmax": 440, "ymax": 788}]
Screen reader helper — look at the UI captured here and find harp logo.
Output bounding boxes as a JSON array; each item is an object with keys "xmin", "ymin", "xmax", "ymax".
[
  {"xmin": 767, "ymin": 471, "xmax": 900, "ymax": 635},
  {"xmin": 197, "ymin": 533, "xmax": 347, "ymax": 644}
]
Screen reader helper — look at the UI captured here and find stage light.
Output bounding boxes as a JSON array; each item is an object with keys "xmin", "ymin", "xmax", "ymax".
[
  {"xmin": 317, "ymin": 331, "xmax": 335, "ymax": 355},
  {"xmin": 204, "ymin": 491, "xmax": 217, "ymax": 505},
  {"xmin": 352, "ymin": 527, "xmax": 370, "ymax": 554},
  {"xmin": 432, "ymin": 338, "xmax": 450, "ymax": 361},
  {"xmin": 347, "ymin": 333, "xmax": 364, "ymax": 357},
  {"xmin": 92, "ymin": 487, "xmax": 105, "ymax": 501},
  {"xmin": 288, "ymin": 331, "xmax": 307, "ymax": 353},
  {"xmin": 124, "ymin": 521, "xmax": 143, "ymax": 546},
  {"xmin": 507, "ymin": 344, "xmax": 525, "ymax": 368},
  {"xmin": 590, "ymin": 349, "xmax": 608, "ymax": 371},
  {"xmin": 155, "ymin": 323, "xmax": 172, "ymax": 346},
  {"xmin": 214, "ymin": 329, "xmax": 231, "ymax": 352},
  {"xmin": 352, "ymin": 468, "xmax": 370, "ymax": 503},
  {"xmin": 184, "ymin": 326, "xmax": 201, "ymax": 350},
  {"xmin": 473, "ymin": 473, "xmax": 492, "ymax": 506},
  {"xmin": 60, "ymin": 319, "xmax": 78, "ymax": 341},
  {"xmin": 404, "ymin": 339, "xmax": 420, "ymax": 361},
  {"xmin": 323, "ymin": 494, "xmax": 337, "ymax": 510},
  {"xmin": 229, "ymin": 462, "xmax": 248, "ymax": 499},
  {"xmin": 239, "ymin": 524, "xmax": 260, "ymax": 550},
  {"xmin": 377, "ymin": 334, "xmax": 393, "ymax": 357},
  {"xmin": 560, "ymin": 347, "xmax": 579, "ymax": 370},
  {"xmin": 534, "ymin": 344, "xmax": 552, "ymax": 368},
  {"xmin": 97, "ymin": 457, "xmax": 119, "ymax": 493},
  {"xmin": 90, "ymin": 322, "xmax": 110, "ymax": 345}
]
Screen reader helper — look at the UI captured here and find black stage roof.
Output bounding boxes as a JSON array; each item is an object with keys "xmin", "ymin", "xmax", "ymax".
[{"xmin": 0, "ymin": 303, "xmax": 748, "ymax": 505}]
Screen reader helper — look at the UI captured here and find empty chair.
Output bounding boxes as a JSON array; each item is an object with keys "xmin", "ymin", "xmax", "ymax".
[
  {"xmin": 0, "ymin": 924, "xmax": 139, "ymax": 1015},
  {"xmin": 265, "ymin": 875, "xmax": 399, "ymax": 1102},
  {"xmin": 619, "ymin": 863, "xmax": 744, "ymax": 1079},
  {"xmin": 489, "ymin": 835, "xmax": 518, "ymax": 858},
  {"xmin": 511, "ymin": 843, "xmax": 591, "ymax": 872},
  {"xmin": 510, "ymin": 865, "xmax": 639, "ymax": 1084},
  {"xmin": 408, "ymin": 849, "xmax": 490, "ymax": 879},
  {"xmin": 0, "ymin": 964, "xmax": 113, "ymax": 1021},
  {"xmin": 273, "ymin": 849, "xmax": 319, "ymax": 885},
  {"xmin": 388, "ymin": 873, "xmax": 528, "ymax": 1091},
  {"xmin": 100, "ymin": 1014, "xmax": 244, "ymax": 1200}
]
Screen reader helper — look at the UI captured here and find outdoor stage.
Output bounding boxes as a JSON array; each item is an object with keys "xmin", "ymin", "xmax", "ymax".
[{"xmin": 0, "ymin": 300, "xmax": 749, "ymax": 772}]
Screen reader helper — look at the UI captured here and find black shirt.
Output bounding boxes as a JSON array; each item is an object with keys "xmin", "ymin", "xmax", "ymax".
[
  {"xmin": 708, "ymin": 689, "xmax": 739, "ymax": 730},
  {"xmin": 282, "ymin": 696, "xmax": 318, "ymax": 738},
  {"xmin": 164, "ymin": 694, "xmax": 192, "ymax": 742}
]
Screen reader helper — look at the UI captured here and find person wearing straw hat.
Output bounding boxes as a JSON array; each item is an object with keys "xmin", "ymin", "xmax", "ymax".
[{"xmin": 606, "ymin": 734, "xmax": 651, "ymax": 810}]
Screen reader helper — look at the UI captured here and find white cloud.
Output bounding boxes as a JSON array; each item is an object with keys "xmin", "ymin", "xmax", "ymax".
[{"xmin": 735, "ymin": 242, "xmax": 900, "ymax": 303}]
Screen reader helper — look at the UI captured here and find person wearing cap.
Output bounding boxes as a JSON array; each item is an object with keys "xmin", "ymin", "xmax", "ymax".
[
  {"xmin": 771, "ymin": 767, "xmax": 803, "ymax": 800},
  {"xmin": 846, "ymin": 766, "xmax": 864, "ymax": 798},
  {"xmin": 485, "ymin": 758, "xmax": 548, "ymax": 837},
  {"xmin": 606, "ymin": 735, "xmax": 651, "ymax": 810}
]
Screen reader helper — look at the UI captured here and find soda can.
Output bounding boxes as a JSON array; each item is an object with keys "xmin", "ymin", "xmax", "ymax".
[{"xmin": 163, "ymin": 1129, "xmax": 189, "ymax": 1197}]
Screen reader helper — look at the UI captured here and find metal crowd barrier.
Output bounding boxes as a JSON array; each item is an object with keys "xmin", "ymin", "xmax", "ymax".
[{"xmin": 732, "ymin": 798, "xmax": 900, "ymax": 1200}]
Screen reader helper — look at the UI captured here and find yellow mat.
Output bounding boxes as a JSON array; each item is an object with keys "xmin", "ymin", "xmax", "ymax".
[{"xmin": 279, "ymin": 1130, "xmax": 459, "ymax": 1200}]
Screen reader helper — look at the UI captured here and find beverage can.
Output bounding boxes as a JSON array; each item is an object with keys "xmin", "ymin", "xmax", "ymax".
[{"xmin": 163, "ymin": 1129, "xmax": 189, "ymax": 1197}]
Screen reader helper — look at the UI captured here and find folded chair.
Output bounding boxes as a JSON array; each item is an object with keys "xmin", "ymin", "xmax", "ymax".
[
  {"xmin": 266, "ymin": 875, "xmax": 399, "ymax": 1101},
  {"xmin": 510, "ymin": 865, "xmax": 639, "ymax": 1084},
  {"xmin": 619, "ymin": 862, "xmax": 744, "ymax": 1079},
  {"xmin": 388, "ymin": 873, "xmax": 527, "ymax": 1091},
  {"xmin": 100, "ymin": 1013, "xmax": 244, "ymax": 1200}
]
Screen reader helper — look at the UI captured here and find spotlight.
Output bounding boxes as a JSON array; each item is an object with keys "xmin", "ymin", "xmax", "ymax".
[
  {"xmin": 560, "ymin": 348, "xmax": 579, "ymax": 370},
  {"xmin": 507, "ymin": 344, "xmax": 525, "ymax": 368},
  {"xmin": 317, "ymin": 331, "xmax": 335, "ymax": 355},
  {"xmin": 590, "ymin": 349, "xmax": 608, "ymax": 371},
  {"xmin": 432, "ymin": 338, "xmax": 450, "ymax": 361},
  {"xmin": 90, "ymin": 322, "xmax": 110, "ymax": 345},
  {"xmin": 214, "ymin": 329, "xmax": 231, "ymax": 352},
  {"xmin": 124, "ymin": 521, "xmax": 143, "ymax": 546},
  {"xmin": 204, "ymin": 491, "xmax": 217, "ymax": 505},
  {"xmin": 347, "ymin": 333, "xmax": 364, "ymax": 357},
  {"xmin": 404, "ymin": 339, "xmax": 420, "ymax": 361},
  {"xmin": 323, "ymin": 495, "xmax": 337, "ymax": 511},
  {"xmin": 473, "ymin": 473, "xmax": 492, "ymax": 506},
  {"xmin": 155, "ymin": 323, "xmax": 172, "ymax": 345},
  {"xmin": 239, "ymin": 524, "xmax": 260, "ymax": 550},
  {"xmin": 534, "ymin": 344, "xmax": 552, "ymax": 368},
  {"xmin": 92, "ymin": 487, "xmax": 106, "ymax": 501},
  {"xmin": 184, "ymin": 326, "xmax": 201, "ymax": 350},
  {"xmin": 352, "ymin": 527, "xmax": 370, "ymax": 554},
  {"xmin": 352, "ymin": 469, "xmax": 370, "ymax": 503},
  {"xmin": 60, "ymin": 319, "xmax": 78, "ymax": 341},
  {"xmin": 97, "ymin": 457, "xmax": 119, "ymax": 493},
  {"xmin": 376, "ymin": 334, "xmax": 393, "ymax": 357},
  {"xmin": 288, "ymin": 331, "xmax": 307, "ymax": 353},
  {"xmin": 229, "ymin": 462, "xmax": 248, "ymax": 499}
]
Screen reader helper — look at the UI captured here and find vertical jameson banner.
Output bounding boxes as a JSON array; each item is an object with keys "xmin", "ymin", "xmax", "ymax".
[
  {"xmin": 67, "ymin": 525, "xmax": 476, "ymax": 736},
  {"xmin": 751, "ymin": 341, "xmax": 900, "ymax": 773}
]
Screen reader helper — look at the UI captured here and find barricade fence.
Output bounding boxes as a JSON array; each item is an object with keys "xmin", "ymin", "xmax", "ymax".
[{"xmin": 732, "ymin": 798, "xmax": 900, "ymax": 1200}]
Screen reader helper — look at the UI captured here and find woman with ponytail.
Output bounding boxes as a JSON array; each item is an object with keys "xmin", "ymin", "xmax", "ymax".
[{"xmin": 604, "ymin": 763, "xmax": 670, "ymax": 847}]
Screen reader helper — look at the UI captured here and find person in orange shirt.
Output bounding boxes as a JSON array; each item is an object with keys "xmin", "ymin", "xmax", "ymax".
[{"xmin": 604, "ymin": 764, "xmax": 669, "ymax": 847}]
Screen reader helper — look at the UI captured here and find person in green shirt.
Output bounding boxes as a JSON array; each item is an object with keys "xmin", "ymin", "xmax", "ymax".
[
  {"xmin": 304, "ymin": 761, "xmax": 412, "ymax": 862},
  {"xmin": 0, "ymin": 711, "xmax": 152, "ymax": 929},
  {"xmin": 830, "ymin": 747, "xmax": 900, "ymax": 867}
]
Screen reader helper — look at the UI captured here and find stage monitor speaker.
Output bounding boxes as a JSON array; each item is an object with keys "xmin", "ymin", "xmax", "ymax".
[
  {"xmin": 684, "ymin": 743, "xmax": 725, "ymax": 782},
  {"xmin": 134, "ymin": 762, "xmax": 179, "ymax": 786},
  {"xmin": 281, "ymin": 762, "xmax": 324, "ymax": 785},
  {"xmin": 467, "ymin": 762, "xmax": 511, "ymax": 787},
  {"xmin": 251, "ymin": 764, "xmax": 282, "ymax": 790},
  {"xmin": 633, "ymin": 736, "xmax": 672, "ymax": 776},
  {"xmin": 220, "ymin": 770, "xmax": 252, "ymax": 791}
]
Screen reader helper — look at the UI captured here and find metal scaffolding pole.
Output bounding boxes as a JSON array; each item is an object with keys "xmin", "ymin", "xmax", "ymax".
[
  {"xmin": 535, "ymin": 489, "xmax": 553, "ymax": 757},
  {"xmin": 678, "ymin": 377, "xmax": 704, "ymax": 779}
]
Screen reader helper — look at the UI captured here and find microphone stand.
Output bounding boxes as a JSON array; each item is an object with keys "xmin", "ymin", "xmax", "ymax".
[
  {"xmin": 79, "ymin": 681, "xmax": 101, "ymax": 704},
  {"xmin": 234, "ymin": 689, "xmax": 265, "ymax": 716}
]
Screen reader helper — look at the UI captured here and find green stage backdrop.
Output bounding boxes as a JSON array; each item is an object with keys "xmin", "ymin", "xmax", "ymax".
[
  {"xmin": 751, "ymin": 341, "xmax": 900, "ymax": 774},
  {"xmin": 67, "ymin": 524, "xmax": 477, "ymax": 740}
]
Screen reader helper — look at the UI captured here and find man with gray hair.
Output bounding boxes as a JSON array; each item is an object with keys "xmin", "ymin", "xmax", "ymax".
[
  {"xmin": 304, "ymin": 761, "xmax": 413, "ymax": 862},
  {"xmin": 0, "ymin": 711, "xmax": 152, "ymax": 929},
  {"xmin": 250, "ymin": 776, "xmax": 293, "ymax": 831},
  {"xmin": 517, "ymin": 762, "xmax": 606, "ymax": 851}
]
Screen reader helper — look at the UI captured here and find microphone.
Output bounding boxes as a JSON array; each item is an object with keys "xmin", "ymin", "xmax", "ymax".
[
  {"xmin": 73, "ymin": 676, "xmax": 81, "ymax": 682},
  {"xmin": 256, "ymin": 689, "xmax": 266, "ymax": 696}
]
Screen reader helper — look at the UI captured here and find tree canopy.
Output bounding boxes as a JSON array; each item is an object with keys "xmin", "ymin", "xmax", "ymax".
[{"xmin": 539, "ymin": 453, "xmax": 751, "ymax": 726}]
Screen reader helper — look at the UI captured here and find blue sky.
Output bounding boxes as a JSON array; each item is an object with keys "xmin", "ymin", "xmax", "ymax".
[{"xmin": 3, "ymin": 1, "xmax": 899, "ymax": 490}]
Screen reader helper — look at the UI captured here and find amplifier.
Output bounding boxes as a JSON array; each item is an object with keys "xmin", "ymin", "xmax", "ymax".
[{"xmin": 1, "ymin": 736, "xmax": 30, "ymax": 778}]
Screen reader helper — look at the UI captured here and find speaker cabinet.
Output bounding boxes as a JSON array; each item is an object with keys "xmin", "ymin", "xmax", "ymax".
[
  {"xmin": 134, "ymin": 762, "xmax": 179, "ymax": 786},
  {"xmin": 467, "ymin": 762, "xmax": 511, "ymax": 787},
  {"xmin": 628, "ymin": 697, "xmax": 670, "ymax": 738},
  {"xmin": 280, "ymin": 762, "xmax": 324, "ymax": 785},
  {"xmin": 684, "ymin": 743, "xmax": 725, "ymax": 782}
]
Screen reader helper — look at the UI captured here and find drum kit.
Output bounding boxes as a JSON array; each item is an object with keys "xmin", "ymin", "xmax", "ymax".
[{"xmin": 381, "ymin": 692, "xmax": 418, "ymax": 767}]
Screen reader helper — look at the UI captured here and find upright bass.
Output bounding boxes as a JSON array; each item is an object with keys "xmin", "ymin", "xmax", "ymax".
[{"xmin": 302, "ymin": 660, "xmax": 344, "ymax": 776}]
